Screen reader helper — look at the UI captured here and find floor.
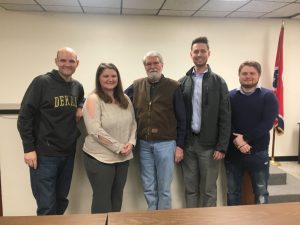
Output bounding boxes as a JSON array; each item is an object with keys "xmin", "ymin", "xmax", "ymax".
[{"xmin": 277, "ymin": 161, "xmax": 300, "ymax": 179}]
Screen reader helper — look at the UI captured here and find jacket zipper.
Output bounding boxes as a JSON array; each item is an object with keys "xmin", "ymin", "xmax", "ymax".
[{"xmin": 147, "ymin": 101, "xmax": 152, "ymax": 140}]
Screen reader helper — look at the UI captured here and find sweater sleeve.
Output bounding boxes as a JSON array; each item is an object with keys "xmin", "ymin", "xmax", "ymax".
[
  {"xmin": 243, "ymin": 91, "xmax": 278, "ymax": 142},
  {"xmin": 83, "ymin": 94, "xmax": 124, "ymax": 154},
  {"xmin": 17, "ymin": 76, "xmax": 43, "ymax": 153}
]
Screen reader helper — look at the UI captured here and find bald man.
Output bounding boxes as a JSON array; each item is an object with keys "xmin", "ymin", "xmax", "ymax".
[{"xmin": 17, "ymin": 47, "xmax": 84, "ymax": 215}]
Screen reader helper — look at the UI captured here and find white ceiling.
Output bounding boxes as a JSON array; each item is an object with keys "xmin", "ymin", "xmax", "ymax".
[{"xmin": 0, "ymin": 0, "xmax": 300, "ymax": 19}]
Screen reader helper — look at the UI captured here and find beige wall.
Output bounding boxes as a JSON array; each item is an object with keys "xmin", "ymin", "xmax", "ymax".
[{"xmin": 0, "ymin": 10, "xmax": 299, "ymax": 215}]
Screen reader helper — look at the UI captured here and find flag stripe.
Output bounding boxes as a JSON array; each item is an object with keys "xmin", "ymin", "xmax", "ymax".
[{"xmin": 273, "ymin": 25, "xmax": 284, "ymax": 134}]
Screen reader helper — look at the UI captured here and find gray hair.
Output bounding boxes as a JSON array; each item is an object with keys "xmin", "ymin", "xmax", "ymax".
[{"xmin": 142, "ymin": 51, "xmax": 164, "ymax": 65}]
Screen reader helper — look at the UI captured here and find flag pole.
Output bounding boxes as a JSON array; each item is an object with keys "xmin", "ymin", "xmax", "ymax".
[
  {"xmin": 270, "ymin": 127, "xmax": 280, "ymax": 166},
  {"xmin": 271, "ymin": 22, "xmax": 285, "ymax": 166}
]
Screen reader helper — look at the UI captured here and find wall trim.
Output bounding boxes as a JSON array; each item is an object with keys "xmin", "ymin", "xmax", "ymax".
[{"xmin": 271, "ymin": 156, "xmax": 298, "ymax": 162}]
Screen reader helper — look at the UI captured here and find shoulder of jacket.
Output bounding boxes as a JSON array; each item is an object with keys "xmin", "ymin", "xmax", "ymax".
[
  {"xmin": 206, "ymin": 72, "xmax": 227, "ymax": 83},
  {"xmin": 133, "ymin": 78, "xmax": 145, "ymax": 84},
  {"xmin": 30, "ymin": 74, "xmax": 52, "ymax": 86},
  {"xmin": 164, "ymin": 77, "xmax": 179, "ymax": 86},
  {"xmin": 133, "ymin": 78, "xmax": 146, "ymax": 88},
  {"xmin": 178, "ymin": 74, "xmax": 192, "ymax": 83},
  {"xmin": 37, "ymin": 73, "xmax": 50, "ymax": 79},
  {"xmin": 71, "ymin": 78, "xmax": 83, "ymax": 86}
]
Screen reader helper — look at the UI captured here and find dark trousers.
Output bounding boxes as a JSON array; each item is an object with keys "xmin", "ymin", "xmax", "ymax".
[
  {"xmin": 30, "ymin": 154, "xmax": 75, "ymax": 215},
  {"xmin": 83, "ymin": 153, "xmax": 129, "ymax": 213},
  {"xmin": 225, "ymin": 150, "xmax": 269, "ymax": 205}
]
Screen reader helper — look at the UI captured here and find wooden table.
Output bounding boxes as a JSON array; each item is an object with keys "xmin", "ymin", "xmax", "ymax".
[
  {"xmin": 108, "ymin": 202, "xmax": 300, "ymax": 225},
  {"xmin": 0, "ymin": 213, "xmax": 107, "ymax": 225}
]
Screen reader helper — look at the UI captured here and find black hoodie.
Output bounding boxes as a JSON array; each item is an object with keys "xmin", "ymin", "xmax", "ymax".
[{"xmin": 17, "ymin": 69, "xmax": 84, "ymax": 156}]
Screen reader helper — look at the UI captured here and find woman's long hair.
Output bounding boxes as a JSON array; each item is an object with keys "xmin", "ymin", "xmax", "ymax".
[{"xmin": 95, "ymin": 63, "xmax": 128, "ymax": 109}]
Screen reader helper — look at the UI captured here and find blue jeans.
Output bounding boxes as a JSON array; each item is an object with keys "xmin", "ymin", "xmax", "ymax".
[
  {"xmin": 138, "ymin": 139, "xmax": 176, "ymax": 210},
  {"xmin": 30, "ymin": 154, "xmax": 75, "ymax": 215},
  {"xmin": 225, "ymin": 150, "xmax": 269, "ymax": 205}
]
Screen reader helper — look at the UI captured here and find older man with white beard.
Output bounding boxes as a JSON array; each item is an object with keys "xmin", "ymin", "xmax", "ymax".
[{"xmin": 125, "ymin": 51, "xmax": 186, "ymax": 210}]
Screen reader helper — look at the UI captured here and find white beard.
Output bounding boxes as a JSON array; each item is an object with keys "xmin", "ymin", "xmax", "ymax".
[{"xmin": 147, "ymin": 71, "xmax": 161, "ymax": 82}]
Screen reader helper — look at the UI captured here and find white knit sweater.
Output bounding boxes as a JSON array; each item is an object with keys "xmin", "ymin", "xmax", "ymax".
[{"xmin": 82, "ymin": 93, "xmax": 137, "ymax": 163}]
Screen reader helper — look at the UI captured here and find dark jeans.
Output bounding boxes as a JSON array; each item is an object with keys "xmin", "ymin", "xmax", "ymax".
[
  {"xmin": 83, "ymin": 152, "xmax": 129, "ymax": 213},
  {"xmin": 30, "ymin": 154, "xmax": 75, "ymax": 215},
  {"xmin": 225, "ymin": 150, "xmax": 269, "ymax": 206}
]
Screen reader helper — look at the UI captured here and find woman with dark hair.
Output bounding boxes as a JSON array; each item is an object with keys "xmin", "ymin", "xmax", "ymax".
[{"xmin": 82, "ymin": 63, "xmax": 136, "ymax": 213}]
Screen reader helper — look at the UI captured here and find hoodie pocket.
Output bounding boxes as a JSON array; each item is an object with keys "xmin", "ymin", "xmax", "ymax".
[{"xmin": 40, "ymin": 122, "xmax": 78, "ymax": 152}]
